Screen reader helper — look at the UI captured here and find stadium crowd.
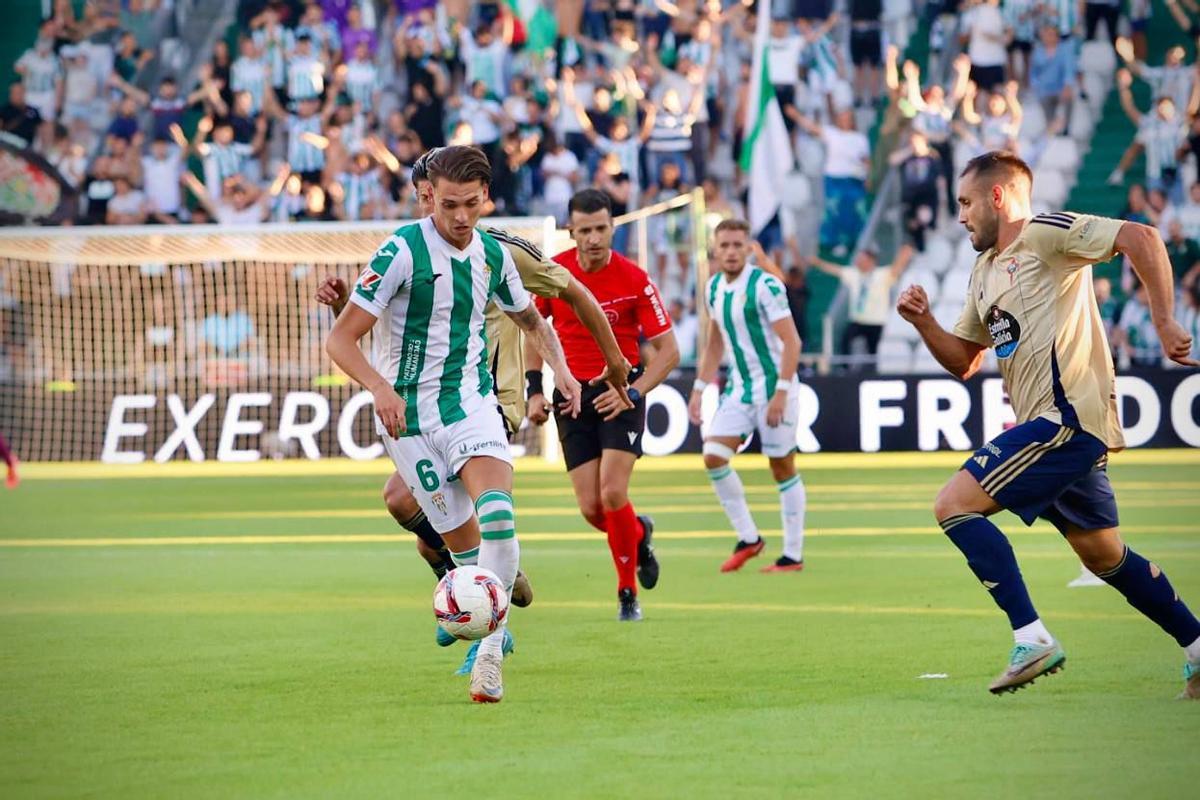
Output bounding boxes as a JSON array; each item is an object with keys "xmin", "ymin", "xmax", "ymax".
[{"xmin": 3, "ymin": 0, "xmax": 1199, "ymax": 370}]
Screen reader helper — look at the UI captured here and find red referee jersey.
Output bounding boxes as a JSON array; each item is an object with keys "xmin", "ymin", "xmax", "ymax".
[{"xmin": 536, "ymin": 248, "xmax": 673, "ymax": 380}]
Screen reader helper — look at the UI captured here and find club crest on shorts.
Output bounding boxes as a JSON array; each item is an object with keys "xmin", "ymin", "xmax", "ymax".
[{"xmin": 430, "ymin": 491, "xmax": 447, "ymax": 515}]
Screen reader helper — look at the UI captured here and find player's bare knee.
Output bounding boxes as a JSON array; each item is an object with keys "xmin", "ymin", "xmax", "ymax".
[
  {"xmin": 599, "ymin": 484, "xmax": 628, "ymax": 511},
  {"xmin": 703, "ymin": 453, "xmax": 729, "ymax": 470},
  {"xmin": 933, "ymin": 485, "xmax": 963, "ymax": 525},
  {"xmin": 383, "ymin": 476, "xmax": 418, "ymax": 520},
  {"xmin": 1068, "ymin": 528, "xmax": 1125, "ymax": 573},
  {"xmin": 767, "ymin": 456, "xmax": 796, "ymax": 483}
]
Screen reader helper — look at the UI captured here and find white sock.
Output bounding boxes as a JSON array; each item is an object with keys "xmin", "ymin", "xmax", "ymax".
[
  {"xmin": 1013, "ymin": 618, "xmax": 1054, "ymax": 646},
  {"xmin": 475, "ymin": 489, "xmax": 519, "ymax": 658},
  {"xmin": 707, "ymin": 464, "xmax": 759, "ymax": 543},
  {"xmin": 1185, "ymin": 635, "xmax": 1200, "ymax": 664},
  {"xmin": 777, "ymin": 474, "xmax": 806, "ymax": 561}
]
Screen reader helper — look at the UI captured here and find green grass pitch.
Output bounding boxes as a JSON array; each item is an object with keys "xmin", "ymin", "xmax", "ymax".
[{"xmin": 1, "ymin": 453, "xmax": 1198, "ymax": 798}]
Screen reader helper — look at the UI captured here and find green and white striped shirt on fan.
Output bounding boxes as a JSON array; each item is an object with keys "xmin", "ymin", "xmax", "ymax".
[
  {"xmin": 706, "ymin": 266, "xmax": 793, "ymax": 405},
  {"xmin": 350, "ymin": 217, "xmax": 531, "ymax": 436}
]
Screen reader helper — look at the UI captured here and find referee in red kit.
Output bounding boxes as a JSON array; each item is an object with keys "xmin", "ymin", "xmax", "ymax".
[{"xmin": 525, "ymin": 189, "xmax": 680, "ymax": 622}]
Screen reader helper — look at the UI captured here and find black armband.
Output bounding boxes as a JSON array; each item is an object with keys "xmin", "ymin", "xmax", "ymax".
[{"xmin": 525, "ymin": 370, "xmax": 545, "ymax": 399}]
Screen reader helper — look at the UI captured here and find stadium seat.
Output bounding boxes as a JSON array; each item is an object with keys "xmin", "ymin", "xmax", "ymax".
[
  {"xmin": 1020, "ymin": 102, "xmax": 1047, "ymax": 141},
  {"xmin": 905, "ymin": 266, "xmax": 940, "ymax": 305},
  {"xmin": 782, "ymin": 171, "xmax": 812, "ymax": 209},
  {"xmin": 1082, "ymin": 73, "xmax": 1108, "ymax": 115},
  {"xmin": 1041, "ymin": 137, "xmax": 1080, "ymax": 173},
  {"xmin": 1031, "ymin": 169, "xmax": 1068, "ymax": 206},
  {"xmin": 939, "ymin": 268, "xmax": 971, "ymax": 305},
  {"xmin": 1069, "ymin": 101, "xmax": 1095, "ymax": 143},
  {"xmin": 1079, "ymin": 41, "xmax": 1117, "ymax": 78},
  {"xmin": 921, "ymin": 236, "xmax": 955, "ymax": 276},
  {"xmin": 877, "ymin": 338, "xmax": 915, "ymax": 374},
  {"xmin": 883, "ymin": 311, "xmax": 919, "ymax": 343},
  {"xmin": 955, "ymin": 237, "xmax": 977, "ymax": 269}
]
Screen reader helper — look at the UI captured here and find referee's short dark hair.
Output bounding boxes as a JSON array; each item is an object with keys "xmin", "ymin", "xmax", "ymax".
[
  {"xmin": 960, "ymin": 150, "xmax": 1033, "ymax": 187},
  {"xmin": 426, "ymin": 145, "xmax": 491, "ymax": 187},
  {"xmin": 568, "ymin": 188, "xmax": 613, "ymax": 218}
]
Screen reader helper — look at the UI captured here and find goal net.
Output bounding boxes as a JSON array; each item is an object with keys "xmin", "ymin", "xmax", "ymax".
[{"xmin": 0, "ymin": 219, "xmax": 554, "ymax": 463}]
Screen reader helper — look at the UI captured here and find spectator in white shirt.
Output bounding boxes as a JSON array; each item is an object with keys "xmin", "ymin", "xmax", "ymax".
[
  {"xmin": 539, "ymin": 134, "xmax": 581, "ymax": 225},
  {"xmin": 806, "ymin": 244, "xmax": 915, "ymax": 370},
  {"xmin": 141, "ymin": 137, "xmax": 183, "ymax": 222},
  {"xmin": 961, "ymin": 0, "xmax": 1008, "ymax": 94},
  {"xmin": 797, "ymin": 109, "xmax": 872, "ymax": 257},
  {"xmin": 106, "ymin": 177, "xmax": 148, "ymax": 225}
]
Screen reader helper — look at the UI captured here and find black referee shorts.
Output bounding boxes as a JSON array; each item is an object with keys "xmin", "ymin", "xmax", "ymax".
[{"xmin": 552, "ymin": 370, "xmax": 646, "ymax": 471}]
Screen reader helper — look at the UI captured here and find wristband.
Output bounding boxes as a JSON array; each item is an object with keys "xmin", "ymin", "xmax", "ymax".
[
  {"xmin": 525, "ymin": 370, "xmax": 544, "ymax": 400},
  {"xmin": 692, "ymin": 379, "xmax": 708, "ymax": 392}
]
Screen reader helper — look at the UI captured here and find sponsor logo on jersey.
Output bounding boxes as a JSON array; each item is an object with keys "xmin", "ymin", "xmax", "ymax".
[
  {"xmin": 986, "ymin": 305, "xmax": 1021, "ymax": 359},
  {"xmin": 645, "ymin": 283, "xmax": 668, "ymax": 328},
  {"xmin": 458, "ymin": 439, "xmax": 506, "ymax": 456},
  {"xmin": 360, "ymin": 269, "xmax": 382, "ymax": 291}
]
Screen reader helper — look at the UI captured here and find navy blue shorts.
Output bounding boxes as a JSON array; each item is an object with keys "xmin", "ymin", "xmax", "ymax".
[{"xmin": 962, "ymin": 417, "xmax": 1118, "ymax": 534}]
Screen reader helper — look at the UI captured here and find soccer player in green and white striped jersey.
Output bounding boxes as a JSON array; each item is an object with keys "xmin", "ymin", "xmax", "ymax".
[
  {"xmin": 326, "ymin": 146, "xmax": 582, "ymax": 704},
  {"xmin": 687, "ymin": 219, "xmax": 807, "ymax": 574}
]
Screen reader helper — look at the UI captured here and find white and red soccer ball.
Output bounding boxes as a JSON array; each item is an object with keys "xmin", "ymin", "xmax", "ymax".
[{"xmin": 433, "ymin": 565, "xmax": 509, "ymax": 641}]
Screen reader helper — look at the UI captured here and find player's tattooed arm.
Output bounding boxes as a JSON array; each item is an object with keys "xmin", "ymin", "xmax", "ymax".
[{"xmin": 507, "ymin": 304, "xmax": 583, "ymax": 418}]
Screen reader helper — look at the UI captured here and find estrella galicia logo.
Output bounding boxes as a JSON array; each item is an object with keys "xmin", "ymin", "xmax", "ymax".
[{"xmin": 987, "ymin": 305, "xmax": 1021, "ymax": 359}]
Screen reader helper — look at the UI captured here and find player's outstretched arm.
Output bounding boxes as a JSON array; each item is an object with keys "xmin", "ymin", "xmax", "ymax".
[
  {"xmin": 507, "ymin": 304, "xmax": 583, "ymax": 418},
  {"xmin": 896, "ymin": 285, "xmax": 987, "ymax": 380},
  {"xmin": 559, "ymin": 277, "xmax": 632, "ymax": 397},
  {"xmin": 1115, "ymin": 221, "xmax": 1200, "ymax": 366},
  {"xmin": 325, "ymin": 305, "xmax": 406, "ymax": 437}
]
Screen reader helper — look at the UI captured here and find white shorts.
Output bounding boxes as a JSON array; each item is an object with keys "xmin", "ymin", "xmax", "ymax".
[
  {"xmin": 381, "ymin": 409, "xmax": 512, "ymax": 533},
  {"xmin": 707, "ymin": 391, "xmax": 799, "ymax": 458}
]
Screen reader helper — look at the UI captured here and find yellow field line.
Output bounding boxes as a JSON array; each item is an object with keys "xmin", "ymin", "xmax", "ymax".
[
  {"xmin": 19, "ymin": 449, "xmax": 1200, "ymax": 480},
  {"xmin": 0, "ymin": 595, "xmax": 1146, "ymax": 623},
  {"xmin": 139, "ymin": 496, "xmax": 1200, "ymax": 521},
  {"xmin": 3, "ymin": 525, "xmax": 1195, "ymax": 548},
  {"xmin": 309, "ymin": 480, "xmax": 1200, "ymax": 499}
]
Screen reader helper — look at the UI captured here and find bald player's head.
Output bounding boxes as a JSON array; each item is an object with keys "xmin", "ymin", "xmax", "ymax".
[{"xmin": 957, "ymin": 151, "xmax": 1034, "ymax": 252}]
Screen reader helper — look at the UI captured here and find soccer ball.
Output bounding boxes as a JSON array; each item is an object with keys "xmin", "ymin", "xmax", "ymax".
[{"xmin": 433, "ymin": 565, "xmax": 509, "ymax": 641}]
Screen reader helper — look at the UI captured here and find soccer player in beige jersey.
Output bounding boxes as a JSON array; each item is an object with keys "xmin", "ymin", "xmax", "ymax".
[{"xmin": 897, "ymin": 151, "xmax": 1200, "ymax": 698}]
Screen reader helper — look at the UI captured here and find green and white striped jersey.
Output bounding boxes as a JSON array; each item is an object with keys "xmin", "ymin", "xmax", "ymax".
[
  {"xmin": 705, "ymin": 266, "xmax": 793, "ymax": 405},
  {"xmin": 350, "ymin": 217, "xmax": 531, "ymax": 436}
]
